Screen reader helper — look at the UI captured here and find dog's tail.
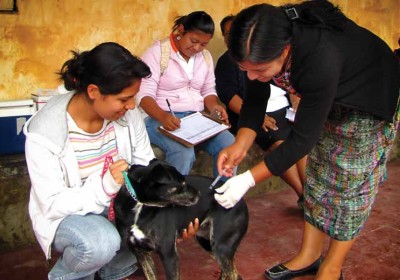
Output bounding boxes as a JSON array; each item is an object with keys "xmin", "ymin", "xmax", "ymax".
[{"xmin": 130, "ymin": 224, "xmax": 156, "ymax": 251}]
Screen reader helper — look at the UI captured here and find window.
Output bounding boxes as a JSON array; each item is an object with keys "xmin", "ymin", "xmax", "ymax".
[{"xmin": 0, "ymin": 0, "xmax": 18, "ymax": 13}]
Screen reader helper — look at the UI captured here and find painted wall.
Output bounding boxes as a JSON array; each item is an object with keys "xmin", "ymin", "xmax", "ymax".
[{"xmin": 0, "ymin": 0, "xmax": 399, "ymax": 101}]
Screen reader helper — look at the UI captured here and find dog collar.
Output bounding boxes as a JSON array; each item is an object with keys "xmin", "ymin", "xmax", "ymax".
[{"xmin": 123, "ymin": 171, "xmax": 138, "ymax": 201}]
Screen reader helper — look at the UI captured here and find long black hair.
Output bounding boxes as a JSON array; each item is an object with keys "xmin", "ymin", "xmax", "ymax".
[
  {"xmin": 172, "ymin": 11, "xmax": 215, "ymax": 36},
  {"xmin": 58, "ymin": 42, "xmax": 151, "ymax": 95},
  {"xmin": 229, "ymin": 0, "xmax": 347, "ymax": 63},
  {"xmin": 220, "ymin": 14, "xmax": 235, "ymax": 35}
]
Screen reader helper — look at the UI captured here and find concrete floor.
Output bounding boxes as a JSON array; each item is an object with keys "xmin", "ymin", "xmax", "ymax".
[{"xmin": 0, "ymin": 159, "xmax": 399, "ymax": 280}]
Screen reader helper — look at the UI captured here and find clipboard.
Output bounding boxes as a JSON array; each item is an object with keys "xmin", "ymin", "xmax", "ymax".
[{"xmin": 158, "ymin": 112, "xmax": 231, "ymax": 147}]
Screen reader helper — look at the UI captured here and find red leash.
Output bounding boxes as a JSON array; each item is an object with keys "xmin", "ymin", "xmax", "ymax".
[{"xmin": 101, "ymin": 156, "xmax": 116, "ymax": 222}]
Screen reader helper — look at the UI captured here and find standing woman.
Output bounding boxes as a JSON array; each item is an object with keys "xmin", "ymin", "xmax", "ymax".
[
  {"xmin": 215, "ymin": 15, "xmax": 305, "ymax": 203},
  {"xmin": 214, "ymin": 2, "xmax": 400, "ymax": 280},
  {"xmin": 136, "ymin": 11, "xmax": 235, "ymax": 177}
]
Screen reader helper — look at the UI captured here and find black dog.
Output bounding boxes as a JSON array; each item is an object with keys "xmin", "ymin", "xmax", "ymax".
[{"xmin": 114, "ymin": 159, "xmax": 249, "ymax": 280}]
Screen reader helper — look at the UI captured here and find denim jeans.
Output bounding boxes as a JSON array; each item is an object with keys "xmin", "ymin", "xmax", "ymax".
[
  {"xmin": 145, "ymin": 111, "xmax": 236, "ymax": 177},
  {"xmin": 49, "ymin": 212, "xmax": 137, "ymax": 280}
]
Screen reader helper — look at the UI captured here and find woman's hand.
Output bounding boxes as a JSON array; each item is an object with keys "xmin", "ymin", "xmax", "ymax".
[
  {"xmin": 160, "ymin": 112, "xmax": 181, "ymax": 131},
  {"xmin": 109, "ymin": 159, "xmax": 129, "ymax": 185},
  {"xmin": 262, "ymin": 115, "xmax": 278, "ymax": 132},
  {"xmin": 204, "ymin": 95, "xmax": 229, "ymax": 124},
  {"xmin": 177, "ymin": 218, "xmax": 200, "ymax": 243},
  {"xmin": 217, "ymin": 143, "xmax": 247, "ymax": 177},
  {"xmin": 217, "ymin": 128, "xmax": 257, "ymax": 177},
  {"xmin": 290, "ymin": 94, "xmax": 301, "ymax": 112},
  {"xmin": 211, "ymin": 104, "xmax": 229, "ymax": 124},
  {"xmin": 214, "ymin": 171, "xmax": 255, "ymax": 208}
]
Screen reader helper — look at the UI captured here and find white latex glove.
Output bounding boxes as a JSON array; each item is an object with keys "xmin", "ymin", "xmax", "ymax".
[{"xmin": 214, "ymin": 170, "xmax": 255, "ymax": 209}]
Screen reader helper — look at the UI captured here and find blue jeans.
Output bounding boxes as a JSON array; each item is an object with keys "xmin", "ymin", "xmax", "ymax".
[
  {"xmin": 49, "ymin": 212, "xmax": 137, "ymax": 280},
  {"xmin": 145, "ymin": 112, "xmax": 236, "ymax": 177}
]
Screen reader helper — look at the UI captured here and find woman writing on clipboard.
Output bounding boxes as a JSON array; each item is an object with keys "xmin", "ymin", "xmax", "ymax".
[{"xmin": 136, "ymin": 11, "xmax": 235, "ymax": 177}]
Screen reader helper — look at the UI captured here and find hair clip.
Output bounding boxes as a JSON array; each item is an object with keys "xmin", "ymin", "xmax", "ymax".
[{"xmin": 285, "ymin": 7, "xmax": 299, "ymax": 20}]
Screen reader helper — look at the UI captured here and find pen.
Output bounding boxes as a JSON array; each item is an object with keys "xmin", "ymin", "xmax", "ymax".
[{"xmin": 166, "ymin": 99, "xmax": 176, "ymax": 118}]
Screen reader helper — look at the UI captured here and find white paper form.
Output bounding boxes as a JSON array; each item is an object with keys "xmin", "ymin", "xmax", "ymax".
[{"xmin": 159, "ymin": 112, "xmax": 230, "ymax": 146}]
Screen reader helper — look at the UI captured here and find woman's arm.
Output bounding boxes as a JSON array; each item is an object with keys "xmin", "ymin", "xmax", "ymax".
[
  {"xmin": 228, "ymin": 95, "xmax": 243, "ymax": 114},
  {"xmin": 215, "ymin": 52, "xmax": 244, "ymax": 114},
  {"xmin": 137, "ymin": 42, "xmax": 181, "ymax": 130},
  {"xmin": 26, "ymin": 138, "xmax": 108, "ymax": 220},
  {"xmin": 140, "ymin": 96, "xmax": 180, "ymax": 130},
  {"xmin": 265, "ymin": 43, "xmax": 342, "ymax": 176}
]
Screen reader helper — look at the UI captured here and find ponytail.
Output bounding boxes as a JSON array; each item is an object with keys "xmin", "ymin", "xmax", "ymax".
[
  {"xmin": 58, "ymin": 50, "xmax": 88, "ymax": 91},
  {"xmin": 58, "ymin": 42, "xmax": 151, "ymax": 95}
]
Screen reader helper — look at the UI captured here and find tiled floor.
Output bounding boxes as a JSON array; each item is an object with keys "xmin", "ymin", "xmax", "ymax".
[{"xmin": 1, "ymin": 160, "xmax": 399, "ymax": 280}]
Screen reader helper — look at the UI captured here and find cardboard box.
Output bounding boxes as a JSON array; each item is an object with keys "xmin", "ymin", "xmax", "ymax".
[
  {"xmin": 31, "ymin": 88, "xmax": 59, "ymax": 112},
  {"xmin": 0, "ymin": 99, "xmax": 35, "ymax": 155}
]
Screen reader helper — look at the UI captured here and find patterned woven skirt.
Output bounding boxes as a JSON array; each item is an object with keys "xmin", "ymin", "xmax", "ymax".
[{"xmin": 304, "ymin": 102, "xmax": 400, "ymax": 241}]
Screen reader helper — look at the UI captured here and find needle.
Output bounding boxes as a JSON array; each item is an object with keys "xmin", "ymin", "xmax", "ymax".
[{"xmin": 209, "ymin": 169, "xmax": 227, "ymax": 189}]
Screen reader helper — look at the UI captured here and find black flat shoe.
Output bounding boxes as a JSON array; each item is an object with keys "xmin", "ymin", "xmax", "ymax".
[{"xmin": 265, "ymin": 256, "xmax": 323, "ymax": 280}]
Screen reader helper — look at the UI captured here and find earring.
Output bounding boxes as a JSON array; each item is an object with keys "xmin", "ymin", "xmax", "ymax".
[{"xmin": 177, "ymin": 36, "xmax": 181, "ymax": 41}]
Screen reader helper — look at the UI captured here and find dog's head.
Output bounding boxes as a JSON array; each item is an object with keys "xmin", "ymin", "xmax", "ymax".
[{"xmin": 126, "ymin": 159, "xmax": 200, "ymax": 207}]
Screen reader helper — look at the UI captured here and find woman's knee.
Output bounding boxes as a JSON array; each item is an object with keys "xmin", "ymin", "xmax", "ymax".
[
  {"xmin": 204, "ymin": 131, "xmax": 235, "ymax": 156},
  {"xmin": 88, "ymin": 223, "xmax": 121, "ymax": 263},
  {"xmin": 55, "ymin": 215, "xmax": 121, "ymax": 269}
]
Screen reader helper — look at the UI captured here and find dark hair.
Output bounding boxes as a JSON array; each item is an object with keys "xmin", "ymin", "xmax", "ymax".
[
  {"xmin": 229, "ymin": 0, "xmax": 347, "ymax": 63},
  {"xmin": 58, "ymin": 42, "xmax": 151, "ymax": 95},
  {"xmin": 220, "ymin": 15, "xmax": 235, "ymax": 35},
  {"xmin": 172, "ymin": 11, "xmax": 215, "ymax": 36}
]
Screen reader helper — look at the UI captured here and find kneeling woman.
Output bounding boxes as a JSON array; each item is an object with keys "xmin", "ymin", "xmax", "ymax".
[{"xmin": 24, "ymin": 42, "xmax": 197, "ymax": 280}]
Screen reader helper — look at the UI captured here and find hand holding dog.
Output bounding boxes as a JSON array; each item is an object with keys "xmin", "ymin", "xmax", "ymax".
[
  {"xmin": 102, "ymin": 159, "xmax": 129, "ymax": 196},
  {"xmin": 177, "ymin": 218, "xmax": 200, "ymax": 243},
  {"xmin": 109, "ymin": 159, "xmax": 129, "ymax": 185},
  {"xmin": 214, "ymin": 170, "xmax": 255, "ymax": 208}
]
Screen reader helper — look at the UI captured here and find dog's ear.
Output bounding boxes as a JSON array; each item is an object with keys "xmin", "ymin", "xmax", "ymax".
[
  {"xmin": 127, "ymin": 163, "xmax": 147, "ymax": 183},
  {"xmin": 127, "ymin": 158, "xmax": 166, "ymax": 184},
  {"xmin": 150, "ymin": 161, "xmax": 185, "ymax": 185},
  {"xmin": 128, "ymin": 158, "xmax": 184, "ymax": 187}
]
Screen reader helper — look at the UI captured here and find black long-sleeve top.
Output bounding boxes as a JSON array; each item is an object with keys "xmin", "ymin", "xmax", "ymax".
[
  {"xmin": 239, "ymin": 19, "xmax": 400, "ymax": 176},
  {"xmin": 215, "ymin": 50, "xmax": 246, "ymax": 134}
]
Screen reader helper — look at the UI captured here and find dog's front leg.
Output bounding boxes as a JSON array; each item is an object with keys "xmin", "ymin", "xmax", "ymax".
[
  {"xmin": 135, "ymin": 249, "xmax": 157, "ymax": 280},
  {"xmin": 158, "ymin": 242, "xmax": 180, "ymax": 280}
]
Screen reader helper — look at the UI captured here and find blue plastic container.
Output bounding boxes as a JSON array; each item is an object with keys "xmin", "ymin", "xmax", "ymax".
[{"xmin": 0, "ymin": 99, "xmax": 35, "ymax": 155}]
